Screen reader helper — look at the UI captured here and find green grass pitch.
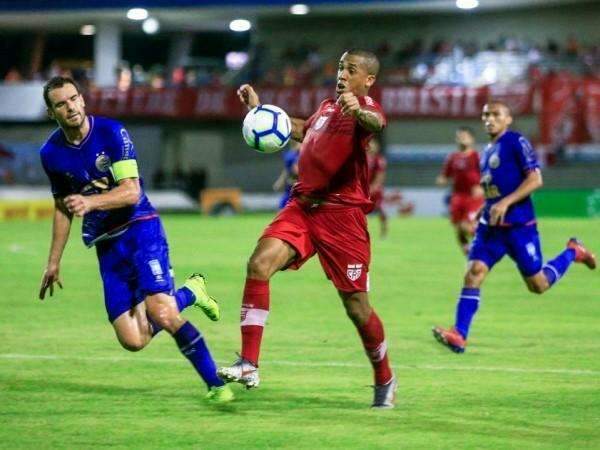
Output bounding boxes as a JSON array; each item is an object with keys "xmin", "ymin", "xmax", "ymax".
[{"xmin": 1, "ymin": 215, "xmax": 599, "ymax": 449}]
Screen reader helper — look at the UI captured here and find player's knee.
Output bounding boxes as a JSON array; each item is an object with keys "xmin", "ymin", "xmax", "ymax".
[
  {"xmin": 247, "ymin": 253, "xmax": 273, "ymax": 280},
  {"xmin": 118, "ymin": 335, "xmax": 146, "ymax": 352},
  {"xmin": 146, "ymin": 297, "xmax": 179, "ymax": 331},
  {"xmin": 342, "ymin": 295, "xmax": 371, "ymax": 326}
]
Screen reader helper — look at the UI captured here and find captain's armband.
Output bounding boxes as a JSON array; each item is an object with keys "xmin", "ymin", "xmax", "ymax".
[{"xmin": 111, "ymin": 159, "xmax": 139, "ymax": 181}]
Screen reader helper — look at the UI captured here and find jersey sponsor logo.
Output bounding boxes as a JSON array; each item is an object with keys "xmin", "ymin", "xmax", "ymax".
[
  {"xmin": 120, "ymin": 128, "xmax": 134, "ymax": 158},
  {"xmin": 95, "ymin": 153, "xmax": 111, "ymax": 172},
  {"xmin": 313, "ymin": 116, "xmax": 329, "ymax": 130},
  {"xmin": 518, "ymin": 136, "xmax": 536, "ymax": 163},
  {"xmin": 347, "ymin": 263, "xmax": 363, "ymax": 281},
  {"xmin": 81, "ymin": 177, "xmax": 110, "ymax": 195}
]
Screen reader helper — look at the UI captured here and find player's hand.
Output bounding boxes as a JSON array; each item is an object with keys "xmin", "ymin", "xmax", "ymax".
[
  {"xmin": 39, "ymin": 264, "xmax": 63, "ymax": 300},
  {"xmin": 489, "ymin": 199, "xmax": 510, "ymax": 226},
  {"xmin": 64, "ymin": 194, "xmax": 92, "ymax": 217},
  {"xmin": 336, "ymin": 92, "xmax": 360, "ymax": 116},
  {"xmin": 237, "ymin": 84, "xmax": 260, "ymax": 110}
]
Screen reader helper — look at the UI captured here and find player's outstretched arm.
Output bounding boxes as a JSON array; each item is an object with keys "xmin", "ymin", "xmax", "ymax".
[
  {"xmin": 64, "ymin": 178, "xmax": 141, "ymax": 217},
  {"xmin": 489, "ymin": 169, "xmax": 543, "ymax": 225},
  {"xmin": 237, "ymin": 84, "xmax": 260, "ymax": 110},
  {"xmin": 40, "ymin": 198, "xmax": 72, "ymax": 300}
]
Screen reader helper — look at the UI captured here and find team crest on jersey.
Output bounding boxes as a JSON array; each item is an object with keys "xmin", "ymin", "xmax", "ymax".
[
  {"xmin": 314, "ymin": 116, "xmax": 329, "ymax": 130},
  {"xmin": 489, "ymin": 153, "xmax": 501, "ymax": 169},
  {"xmin": 347, "ymin": 264, "xmax": 363, "ymax": 281},
  {"xmin": 95, "ymin": 153, "xmax": 111, "ymax": 172}
]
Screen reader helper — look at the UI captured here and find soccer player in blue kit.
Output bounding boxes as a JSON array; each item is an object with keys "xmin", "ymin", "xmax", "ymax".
[
  {"xmin": 433, "ymin": 100, "xmax": 596, "ymax": 353},
  {"xmin": 38, "ymin": 76, "xmax": 233, "ymax": 402}
]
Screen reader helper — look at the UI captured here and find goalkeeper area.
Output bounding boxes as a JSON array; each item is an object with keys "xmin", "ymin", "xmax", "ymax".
[{"xmin": 1, "ymin": 215, "xmax": 599, "ymax": 449}]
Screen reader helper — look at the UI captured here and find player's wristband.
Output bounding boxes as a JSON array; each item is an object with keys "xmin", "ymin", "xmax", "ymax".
[{"xmin": 111, "ymin": 159, "xmax": 139, "ymax": 181}]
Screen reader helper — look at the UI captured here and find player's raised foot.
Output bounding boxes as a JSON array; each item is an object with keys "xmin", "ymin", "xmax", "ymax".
[
  {"xmin": 218, "ymin": 356, "xmax": 260, "ymax": 389},
  {"xmin": 184, "ymin": 273, "xmax": 220, "ymax": 321},
  {"xmin": 567, "ymin": 238, "xmax": 597, "ymax": 270},
  {"xmin": 205, "ymin": 384, "xmax": 234, "ymax": 404},
  {"xmin": 371, "ymin": 375, "xmax": 397, "ymax": 409},
  {"xmin": 432, "ymin": 325, "xmax": 467, "ymax": 353}
]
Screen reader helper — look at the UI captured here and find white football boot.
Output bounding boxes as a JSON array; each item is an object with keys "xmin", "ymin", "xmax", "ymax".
[{"xmin": 218, "ymin": 356, "xmax": 260, "ymax": 389}]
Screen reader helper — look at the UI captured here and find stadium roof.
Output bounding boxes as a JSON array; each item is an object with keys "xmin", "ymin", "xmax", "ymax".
[{"xmin": 0, "ymin": 0, "xmax": 592, "ymax": 31}]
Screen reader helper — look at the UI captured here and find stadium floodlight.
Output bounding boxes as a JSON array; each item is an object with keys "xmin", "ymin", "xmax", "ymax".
[
  {"xmin": 229, "ymin": 19, "xmax": 252, "ymax": 32},
  {"xmin": 127, "ymin": 8, "xmax": 149, "ymax": 20},
  {"xmin": 142, "ymin": 17, "xmax": 160, "ymax": 34},
  {"xmin": 290, "ymin": 4, "xmax": 310, "ymax": 15},
  {"xmin": 80, "ymin": 24, "xmax": 96, "ymax": 36},
  {"xmin": 456, "ymin": 0, "xmax": 479, "ymax": 9}
]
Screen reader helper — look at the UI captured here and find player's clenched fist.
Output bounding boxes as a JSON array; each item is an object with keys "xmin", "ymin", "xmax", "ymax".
[
  {"xmin": 64, "ymin": 194, "xmax": 92, "ymax": 217},
  {"xmin": 336, "ymin": 92, "xmax": 361, "ymax": 117},
  {"xmin": 237, "ymin": 84, "xmax": 260, "ymax": 110}
]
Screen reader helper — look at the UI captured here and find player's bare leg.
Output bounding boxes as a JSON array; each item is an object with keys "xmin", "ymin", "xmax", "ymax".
[
  {"xmin": 433, "ymin": 260, "xmax": 489, "ymax": 353},
  {"xmin": 219, "ymin": 237, "xmax": 296, "ymax": 388},
  {"xmin": 144, "ymin": 292, "xmax": 233, "ymax": 402},
  {"xmin": 339, "ymin": 290, "xmax": 396, "ymax": 408},
  {"xmin": 455, "ymin": 221, "xmax": 474, "ymax": 255},
  {"xmin": 112, "ymin": 302, "xmax": 153, "ymax": 351}
]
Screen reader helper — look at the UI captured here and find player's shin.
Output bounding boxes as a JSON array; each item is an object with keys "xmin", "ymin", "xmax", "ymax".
[
  {"xmin": 240, "ymin": 278, "xmax": 270, "ymax": 366},
  {"xmin": 542, "ymin": 248, "xmax": 576, "ymax": 287},
  {"xmin": 356, "ymin": 311, "xmax": 393, "ymax": 385},
  {"xmin": 173, "ymin": 321, "xmax": 224, "ymax": 388},
  {"xmin": 454, "ymin": 288, "xmax": 480, "ymax": 338}
]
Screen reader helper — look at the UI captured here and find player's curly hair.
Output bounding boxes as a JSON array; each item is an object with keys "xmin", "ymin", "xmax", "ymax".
[{"xmin": 43, "ymin": 76, "xmax": 81, "ymax": 108}]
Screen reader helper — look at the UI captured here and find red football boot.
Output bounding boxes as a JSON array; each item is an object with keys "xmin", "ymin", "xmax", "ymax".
[
  {"xmin": 567, "ymin": 238, "xmax": 597, "ymax": 270},
  {"xmin": 432, "ymin": 326, "xmax": 467, "ymax": 353}
]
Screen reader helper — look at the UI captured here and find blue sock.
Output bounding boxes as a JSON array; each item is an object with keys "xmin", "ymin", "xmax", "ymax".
[
  {"xmin": 174, "ymin": 321, "xmax": 224, "ymax": 388},
  {"xmin": 454, "ymin": 288, "xmax": 480, "ymax": 339},
  {"xmin": 175, "ymin": 286, "xmax": 195, "ymax": 311},
  {"xmin": 147, "ymin": 287, "xmax": 195, "ymax": 336},
  {"xmin": 542, "ymin": 248, "xmax": 576, "ymax": 287}
]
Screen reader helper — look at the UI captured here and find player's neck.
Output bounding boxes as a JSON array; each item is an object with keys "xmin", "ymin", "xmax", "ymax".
[
  {"xmin": 489, "ymin": 129, "xmax": 508, "ymax": 143},
  {"xmin": 62, "ymin": 115, "xmax": 91, "ymax": 146}
]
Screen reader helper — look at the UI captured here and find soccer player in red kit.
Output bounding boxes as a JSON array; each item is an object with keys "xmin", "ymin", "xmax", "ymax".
[
  {"xmin": 436, "ymin": 127, "xmax": 484, "ymax": 255},
  {"xmin": 367, "ymin": 137, "xmax": 388, "ymax": 238},
  {"xmin": 219, "ymin": 49, "xmax": 396, "ymax": 408}
]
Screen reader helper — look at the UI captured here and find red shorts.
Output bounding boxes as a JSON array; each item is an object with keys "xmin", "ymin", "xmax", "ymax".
[
  {"xmin": 450, "ymin": 193, "xmax": 484, "ymax": 224},
  {"xmin": 261, "ymin": 199, "xmax": 370, "ymax": 292}
]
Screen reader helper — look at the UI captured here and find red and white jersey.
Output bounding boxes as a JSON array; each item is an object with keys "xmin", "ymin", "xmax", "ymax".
[
  {"xmin": 294, "ymin": 96, "xmax": 386, "ymax": 212},
  {"xmin": 442, "ymin": 149, "xmax": 481, "ymax": 195}
]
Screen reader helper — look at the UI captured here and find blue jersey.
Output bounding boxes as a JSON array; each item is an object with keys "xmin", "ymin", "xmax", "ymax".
[
  {"xmin": 480, "ymin": 130, "xmax": 539, "ymax": 226},
  {"xmin": 40, "ymin": 116, "xmax": 157, "ymax": 247}
]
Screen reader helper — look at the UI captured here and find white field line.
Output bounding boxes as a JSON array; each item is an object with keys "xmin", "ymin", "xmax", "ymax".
[{"xmin": 0, "ymin": 353, "xmax": 598, "ymax": 377}]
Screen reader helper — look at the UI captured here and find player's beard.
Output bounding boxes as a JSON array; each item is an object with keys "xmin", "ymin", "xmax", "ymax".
[{"xmin": 62, "ymin": 112, "xmax": 86, "ymax": 130}]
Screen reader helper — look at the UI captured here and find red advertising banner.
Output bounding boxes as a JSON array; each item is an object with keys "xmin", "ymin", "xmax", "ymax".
[
  {"xmin": 86, "ymin": 83, "xmax": 535, "ymax": 121},
  {"xmin": 539, "ymin": 74, "xmax": 600, "ymax": 145}
]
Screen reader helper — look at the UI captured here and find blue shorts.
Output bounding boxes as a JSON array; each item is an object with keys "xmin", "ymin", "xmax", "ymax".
[
  {"xmin": 95, "ymin": 217, "xmax": 174, "ymax": 322},
  {"xmin": 469, "ymin": 223, "xmax": 543, "ymax": 277}
]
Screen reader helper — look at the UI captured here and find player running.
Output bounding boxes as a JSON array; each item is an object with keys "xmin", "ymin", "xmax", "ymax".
[
  {"xmin": 38, "ymin": 76, "xmax": 233, "ymax": 403},
  {"xmin": 219, "ymin": 50, "xmax": 397, "ymax": 408},
  {"xmin": 436, "ymin": 127, "xmax": 484, "ymax": 255},
  {"xmin": 367, "ymin": 137, "xmax": 388, "ymax": 238},
  {"xmin": 433, "ymin": 101, "xmax": 596, "ymax": 353}
]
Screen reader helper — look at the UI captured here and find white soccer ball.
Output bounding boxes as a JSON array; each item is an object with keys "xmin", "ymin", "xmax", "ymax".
[{"xmin": 242, "ymin": 104, "xmax": 292, "ymax": 153}]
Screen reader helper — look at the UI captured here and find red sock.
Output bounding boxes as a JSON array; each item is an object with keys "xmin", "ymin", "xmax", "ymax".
[
  {"xmin": 357, "ymin": 311, "xmax": 393, "ymax": 385},
  {"xmin": 240, "ymin": 278, "xmax": 270, "ymax": 366}
]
